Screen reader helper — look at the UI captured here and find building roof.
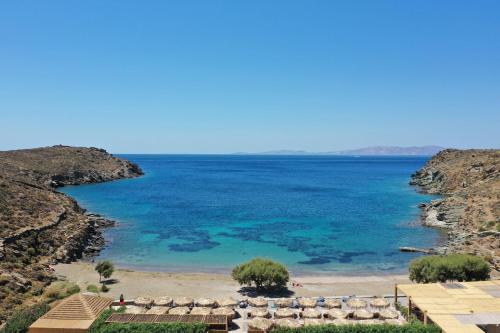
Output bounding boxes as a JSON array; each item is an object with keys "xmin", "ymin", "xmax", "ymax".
[
  {"xmin": 29, "ymin": 293, "xmax": 112, "ymax": 333},
  {"xmin": 397, "ymin": 280, "xmax": 500, "ymax": 333}
]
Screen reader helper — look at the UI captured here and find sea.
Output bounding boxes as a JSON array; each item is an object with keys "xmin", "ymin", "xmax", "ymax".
[{"xmin": 60, "ymin": 155, "xmax": 442, "ymax": 275}]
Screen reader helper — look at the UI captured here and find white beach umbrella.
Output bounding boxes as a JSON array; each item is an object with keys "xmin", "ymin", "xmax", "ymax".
[
  {"xmin": 274, "ymin": 308, "xmax": 296, "ymax": 319},
  {"xmin": 248, "ymin": 297, "xmax": 268, "ymax": 307},
  {"xmin": 248, "ymin": 317, "xmax": 274, "ymax": 331},
  {"xmin": 275, "ymin": 318, "xmax": 303, "ymax": 328},
  {"xmin": 250, "ymin": 307, "xmax": 271, "ymax": 318}
]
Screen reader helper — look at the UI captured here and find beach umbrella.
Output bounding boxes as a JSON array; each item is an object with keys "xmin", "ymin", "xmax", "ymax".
[
  {"xmin": 304, "ymin": 319, "xmax": 325, "ymax": 326},
  {"xmin": 216, "ymin": 297, "xmax": 238, "ymax": 308},
  {"xmin": 174, "ymin": 297, "xmax": 194, "ymax": 307},
  {"xmin": 154, "ymin": 296, "xmax": 173, "ymax": 306},
  {"xmin": 146, "ymin": 306, "xmax": 169, "ymax": 315},
  {"xmin": 324, "ymin": 299, "xmax": 342, "ymax": 309},
  {"xmin": 370, "ymin": 298, "xmax": 390, "ymax": 309},
  {"xmin": 274, "ymin": 298, "xmax": 292, "ymax": 308},
  {"xmin": 125, "ymin": 305, "xmax": 146, "ymax": 314},
  {"xmin": 211, "ymin": 307, "xmax": 236, "ymax": 319},
  {"xmin": 379, "ymin": 309, "xmax": 399, "ymax": 320},
  {"xmin": 168, "ymin": 306, "xmax": 191, "ymax": 315},
  {"xmin": 274, "ymin": 318, "xmax": 303, "ymax": 328},
  {"xmin": 299, "ymin": 298, "xmax": 317, "ymax": 308},
  {"xmin": 196, "ymin": 297, "xmax": 215, "ymax": 308},
  {"xmin": 190, "ymin": 307, "xmax": 212, "ymax": 315},
  {"xmin": 333, "ymin": 318, "xmax": 350, "ymax": 325},
  {"xmin": 250, "ymin": 307, "xmax": 271, "ymax": 318},
  {"xmin": 326, "ymin": 309, "xmax": 349, "ymax": 319},
  {"xmin": 347, "ymin": 298, "xmax": 367, "ymax": 309},
  {"xmin": 384, "ymin": 318, "xmax": 405, "ymax": 325},
  {"xmin": 360, "ymin": 319, "xmax": 382, "ymax": 325},
  {"xmin": 302, "ymin": 308, "xmax": 322, "ymax": 319},
  {"xmin": 134, "ymin": 296, "xmax": 153, "ymax": 307},
  {"xmin": 248, "ymin": 297, "xmax": 268, "ymax": 307},
  {"xmin": 354, "ymin": 309, "xmax": 374, "ymax": 320},
  {"xmin": 274, "ymin": 308, "xmax": 296, "ymax": 319},
  {"xmin": 248, "ymin": 317, "xmax": 274, "ymax": 331}
]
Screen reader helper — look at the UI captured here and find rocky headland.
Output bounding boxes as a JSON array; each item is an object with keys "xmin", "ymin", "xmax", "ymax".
[
  {"xmin": 0, "ymin": 145, "xmax": 142, "ymax": 321},
  {"xmin": 410, "ymin": 149, "xmax": 500, "ymax": 271}
]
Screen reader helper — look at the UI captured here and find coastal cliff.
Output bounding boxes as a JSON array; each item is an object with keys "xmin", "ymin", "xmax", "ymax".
[
  {"xmin": 0, "ymin": 145, "xmax": 142, "ymax": 321},
  {"xmin": 410, "ymin": 149, "xmax": 500, "ymax": 271}
]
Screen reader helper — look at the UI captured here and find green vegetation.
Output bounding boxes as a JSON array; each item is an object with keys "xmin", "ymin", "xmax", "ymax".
[
  {"xmin": 95, "ymin": 261, "xmax": 114, "ymax": 283},
  {"xmin": 97, "ymin": 323, "xmax": 209, "ymax": 333},
  {"xmin": 43, "ymin": 281, "xmax": 80, "ymax": 302},
  {"xmin": 1, "ymin": 302, "xmax": 50, "ymax": 333},
  {"xmin": 409, "ymin": 254, "xmax": 490, "ymax": 283},
  {"xmin": 100, "ymin": 284, "xmax": 110, "ymax": 293},
  {"xmin": 232, "ymin": 257, "xmax": 289, "ymax": 290},
  {"xmin": 395, "ymin": 302, "xmax": 418, "ymax": 323},
  {"xmin": 89, "ymin": 310, "xmax": 208, "ymax": 333},
  {"xmin": 272, "ymin": 324, "xmax": 440, "ymax": 333},
  {"xmin": 87, "ymin": 284, "xmax": 100, "ymax": 293}
]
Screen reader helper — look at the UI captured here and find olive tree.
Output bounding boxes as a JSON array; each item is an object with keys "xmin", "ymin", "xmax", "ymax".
[
  {"xmin": 232, "ymin": 258, "xmax": 289, "ymax": 290},
  {"xmin": 95, "ymin": 260, "xmax": 114, "ymax": 283}
]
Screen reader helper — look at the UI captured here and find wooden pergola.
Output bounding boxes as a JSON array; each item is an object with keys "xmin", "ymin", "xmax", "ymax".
[
  {"xmin": 395, "ymin": 281, "xmax": 500, "ymax": 333},
  {"xmin": 29, "ymin": 294, "xmax": 112, "ymax": 333}
]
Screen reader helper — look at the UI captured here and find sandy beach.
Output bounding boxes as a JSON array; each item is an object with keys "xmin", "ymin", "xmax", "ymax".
[{"xmin": 54, "ymin": 262, "xmax": 410, "ymax": 301}]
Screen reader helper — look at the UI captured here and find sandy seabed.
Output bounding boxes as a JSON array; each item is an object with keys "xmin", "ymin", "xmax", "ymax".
[{"xmin": 54, "ymin": 262, "xmax": 410, "ymax": 300}]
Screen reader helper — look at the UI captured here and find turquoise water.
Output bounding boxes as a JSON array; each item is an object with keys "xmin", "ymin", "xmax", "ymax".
[{"xmin": 61, "ymin": 155, "xmax": 441, "ymax": 275}]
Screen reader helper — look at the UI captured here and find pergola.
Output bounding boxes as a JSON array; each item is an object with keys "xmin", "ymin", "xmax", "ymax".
[
  {"xmin": 395, "ymin": 281, "xmax": 500, "ymax": 333},
  {"xmin": 29, "ymin": 293, "xmax": 112, "ymax": 333}
]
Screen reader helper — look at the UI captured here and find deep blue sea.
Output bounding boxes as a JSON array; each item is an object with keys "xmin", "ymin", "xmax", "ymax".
[{"xmin": 60, "ymin": 155, "xmax": 442, "ymax": 275}]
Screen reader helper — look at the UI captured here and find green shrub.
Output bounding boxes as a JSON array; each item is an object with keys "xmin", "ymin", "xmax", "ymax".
[
  {"xmin": 86, "ymin": 284, "xmax": 99, "ymax": 293},
  {"xmin": 395, "ymin": 302, "xmax": 418, "ymax": 323},
  {"xmin": 43, "ymin": 281, "xmax": 81, "ymax": 302},
  {"xmin": 100, "ymin": 284, "xmax": 110, "ymax": 293},
  {"xmin": 232, "ymin": 257, "xmax": 289, "ymax": 290},
  {"xmin": 96, "ymin": 323, "xmax": 208, "ymax": 333},
  {"xmin": 409, "ymin": 254, "xmax": 490, "ymax": 283},
  {"xmin": 2, "ymin": 302, "xmax": 50, "ymax": 333},
  {"xmin": 272, "ymin": 323, "xmax": 440, "ymax": 333},
  {"xmin": 89, "ymin": 309, "xmax": 114, "ymax": 333}
]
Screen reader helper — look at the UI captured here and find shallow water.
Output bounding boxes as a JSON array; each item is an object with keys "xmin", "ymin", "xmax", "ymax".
[{"xmin": 61, "ymin": 155, "xmax": 441, "ymax": 275}]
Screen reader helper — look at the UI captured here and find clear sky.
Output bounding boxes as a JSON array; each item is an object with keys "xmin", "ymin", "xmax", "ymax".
[{"xmin": 1, "ymin": 1, "xmax": 499, "ymax": 153}]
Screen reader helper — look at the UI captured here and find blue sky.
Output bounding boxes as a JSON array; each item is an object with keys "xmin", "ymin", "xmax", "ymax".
[{"xmin": 1, "ymin": 1, "xmax": 499, "ymax": 153}]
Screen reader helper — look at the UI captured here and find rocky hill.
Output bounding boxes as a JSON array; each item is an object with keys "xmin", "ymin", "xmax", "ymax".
[
  {"xmin": 410, "ymin": 149, "xmax": 500, "ymax": 271},
  {"xmin": 0, "ymin": 146, "xmax": 142, "ymax": 322}
]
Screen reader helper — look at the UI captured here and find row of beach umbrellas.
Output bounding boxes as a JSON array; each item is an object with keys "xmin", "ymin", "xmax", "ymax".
[
  {"xmin": 249, "ymin": 307, "xmax": 399, "ymax": 320},
  {"xmin": 250, "ymin": 296, "xmax": 390, "ymax": 309},
  {"xmin": 134, "ymin": 296, "xmax": 391, "ymax": 310},
  {"xmin": 249, "ymin": 316, "xmax": 404, "ymax": 331},
  {"xmin": 134, "ymin": 296, "xmax": 238, "ymax": 308}
]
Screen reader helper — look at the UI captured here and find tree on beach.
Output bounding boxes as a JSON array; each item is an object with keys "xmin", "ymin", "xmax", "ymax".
[
  {"xmin": 232, "ymin": 257, "xmax": 289, "ymax": 290},
  {"xmin": 95, "ymin": 260, "xmax": 114, "ymax": 283},
  {"xmin": 409, "ymin": 254, "xmax": 490, "ymax": 283}
]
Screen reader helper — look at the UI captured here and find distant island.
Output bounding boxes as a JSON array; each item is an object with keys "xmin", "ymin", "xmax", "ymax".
[{"xmin": 236, "ymin": 145, "xmax": 446, "ymax": 156}]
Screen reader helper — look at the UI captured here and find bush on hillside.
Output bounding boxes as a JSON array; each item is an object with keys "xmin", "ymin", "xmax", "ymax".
[
  {"xmin": 87, "ymin": 284, "xmax": 99, "ymax": 293},
  {"xmin": 272, "ymin": 323, "xmax": 440, "ymax": 333},
  {"xmin": 232, "ymin": 257, "xmax": 289, "ymax": 290},
  {"xmin": 2, "ymin": 302, "xmax": 50, "ymax": 333},
  {"xmin": 409, "ymin": 254, "xmax": 490, "ymax": 283},
  {"xmin": 43, "ymin": 281, "xmax": 80, "ymax": 302}
]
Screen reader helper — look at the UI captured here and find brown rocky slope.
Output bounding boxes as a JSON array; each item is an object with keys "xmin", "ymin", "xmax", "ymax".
[
  {"xmin": 410, "ymin": 149, "xmax": 500, "ymax": 271},
  {"xmin": 0, "ymin": 145, "xmax": 142, "ymax": 321}
]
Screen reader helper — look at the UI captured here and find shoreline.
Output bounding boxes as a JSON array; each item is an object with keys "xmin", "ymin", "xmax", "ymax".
[{"xmin": 54, "ymin": 261, "xmax": 410, "ymax": 299}]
